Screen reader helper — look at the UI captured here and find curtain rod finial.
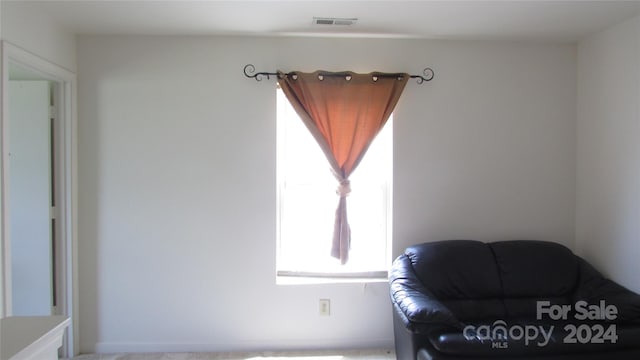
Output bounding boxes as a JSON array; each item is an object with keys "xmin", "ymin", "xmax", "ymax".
[
  {"xmin": 244, "ymin": 64, "xmax": 279, "ymax": 81},
  {"xmin": 244, "ymin": 64, "xmax": 260, "ymax": 81},
  {"xmin": 411, "ymin": 67, "xmax": 434, "ymax": 84},
  {"xmin": 423, "ymin": 67, "xmax": 434, "ymax": 82}
]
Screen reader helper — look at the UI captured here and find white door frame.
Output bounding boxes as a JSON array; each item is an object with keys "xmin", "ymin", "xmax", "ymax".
[{"xmin": 0, "ymin": 41, "xmax": 78, "ymax": 356}]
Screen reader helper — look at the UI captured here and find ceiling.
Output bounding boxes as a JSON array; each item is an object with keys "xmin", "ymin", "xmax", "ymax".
[{"xmin": 14, "ymin": 0, "xmax": 640, "ymax": 42}]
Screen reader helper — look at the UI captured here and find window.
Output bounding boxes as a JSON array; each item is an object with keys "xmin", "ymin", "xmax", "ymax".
[{"xmin": 276, "ymin": 87, "xmax": 392, "ymax": 280}]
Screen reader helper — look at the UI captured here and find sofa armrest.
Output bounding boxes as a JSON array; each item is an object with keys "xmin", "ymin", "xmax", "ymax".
[
  {"xmin": 574, "ymin": 257, "xmax": 640, "ymax": 323},
  {"xmin": 390, "ymin": 253, "xmax": 463, "ymax": 330}
]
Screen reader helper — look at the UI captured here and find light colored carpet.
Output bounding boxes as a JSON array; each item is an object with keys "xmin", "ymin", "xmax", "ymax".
[{"xmin": 71, "ymin": 349, "xmax": 396, "ymax": 360}]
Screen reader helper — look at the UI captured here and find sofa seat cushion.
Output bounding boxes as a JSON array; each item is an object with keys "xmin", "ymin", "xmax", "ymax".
[
  {"xmin": 428, "ymin": 321, "xmax": 640, "ymax": 357},
  {"xmin": 502, "ymin": 296, "xmax": 573, "ymax": 319},
  {"xmin": 442, "ymin": 299, "xmax": 506, "ymax": 323}
]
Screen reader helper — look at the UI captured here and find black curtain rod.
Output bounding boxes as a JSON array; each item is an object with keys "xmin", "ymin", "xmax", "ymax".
[{"xmin": 243, "ymin": 64, "xmax": 434, "ymax": 84}]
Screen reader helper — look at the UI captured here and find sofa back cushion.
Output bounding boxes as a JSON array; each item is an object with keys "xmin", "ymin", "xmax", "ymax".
[
  {"xmin": 489, "ymin": 240, "xmax": 578, "ymax": 318},
  {"xmin": 404, "ymin": 239, "xmax": 581, "ymax": 320},
  {"xmin": 489, "ymin": 240, "xmax": 578, "ymax": 297},
  {"xmin": 406, "ymin": 240, "xmax": 502, "ymax": 299},
  {"xmin": 405, "ymin": 240, "xmax": 505, "ymax": 320}
]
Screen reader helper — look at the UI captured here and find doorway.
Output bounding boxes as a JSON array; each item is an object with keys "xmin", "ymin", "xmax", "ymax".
[{"xmin": 1, "ymin": 41, "xmax": 78, "ymax": 356}]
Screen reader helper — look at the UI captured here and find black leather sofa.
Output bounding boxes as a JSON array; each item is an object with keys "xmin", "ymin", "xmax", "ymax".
[{"xmin": 389, "ymin": 240, "xmax": 640, "ymax": 360}]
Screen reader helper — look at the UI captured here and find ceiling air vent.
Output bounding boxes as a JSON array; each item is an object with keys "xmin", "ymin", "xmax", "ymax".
[{"xmin": 313, "ymin": 17, "xmax": 358, "ymax": 26}]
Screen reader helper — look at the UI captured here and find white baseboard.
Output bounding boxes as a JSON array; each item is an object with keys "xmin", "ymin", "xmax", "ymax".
[{"xmin": 93, "ymin": 337, "xmax": 394, "ymax": 354}]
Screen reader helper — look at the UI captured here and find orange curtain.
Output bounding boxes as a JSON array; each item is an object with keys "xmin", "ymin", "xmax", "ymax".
[{"xmin": 278, "ymin": 70, "xmax": 408, "ymax": 264}]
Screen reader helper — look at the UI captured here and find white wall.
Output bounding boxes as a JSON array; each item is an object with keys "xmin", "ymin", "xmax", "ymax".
[
  {"xmin": 393, "ymin": 41, "xmax": 576, "ymax": 251},
  {"xmin": 77, "ymin": 35, "xmax": 577, "ymax": 353},
  {"xmin": 576, "ymin": 15, "xmax": 640, "ymax": 293},
  {"xmin": 1, "ymin": 1, "xmax": 76, "ymax": 72}
]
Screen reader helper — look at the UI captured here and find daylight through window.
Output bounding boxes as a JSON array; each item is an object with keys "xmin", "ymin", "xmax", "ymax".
[{"xmin": 276, "ymin": 87, "xmax": 392, "ymax": 279}]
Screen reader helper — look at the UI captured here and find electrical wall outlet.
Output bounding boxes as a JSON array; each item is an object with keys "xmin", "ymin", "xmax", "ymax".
[{"xmin": 319, "ymin": 299, "xmax": 330, "ymax": 316}]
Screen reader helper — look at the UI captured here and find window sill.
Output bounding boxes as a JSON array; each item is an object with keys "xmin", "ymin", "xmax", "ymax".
[{"xmin": 276, "ymin": 271, "xmax": 388, "ymax": 285}]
